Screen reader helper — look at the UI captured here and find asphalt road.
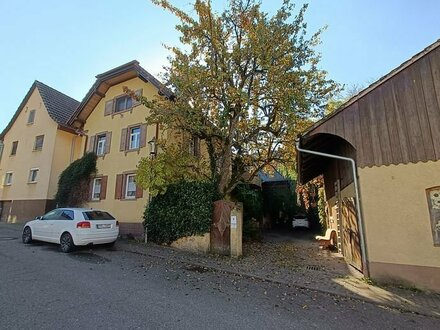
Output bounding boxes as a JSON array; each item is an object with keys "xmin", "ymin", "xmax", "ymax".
[{"xmin": 0, "ymin": 224, "xmax": 438, "ymax": 330}]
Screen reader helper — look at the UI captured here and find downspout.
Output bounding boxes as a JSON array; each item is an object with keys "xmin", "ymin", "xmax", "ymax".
[{"xmin": 296, "ymin": 140, "xmax": 369, "ymax": 277}]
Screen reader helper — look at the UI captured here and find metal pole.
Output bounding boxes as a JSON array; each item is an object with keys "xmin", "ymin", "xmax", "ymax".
[{"xmin": 296, "ymin": 141, "xmax": 369, "ymax": 276}]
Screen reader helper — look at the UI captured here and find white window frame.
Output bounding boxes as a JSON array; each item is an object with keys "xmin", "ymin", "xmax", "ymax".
[
  {"xmin": 92, "ymin": 178, "xmax": 102, "ymax": 201},
  {"xmin": 28, "ymin": 168, "xmax": 39, "ymax": 183},
  {"xmin": 129, "ymin": 127, "xmax": 140, "ymax": 150},
  {"xmin": 4, "ymin": 172, "xmax": 13, "ymax": 186},
  {"xmin": 96, "ymin": 135, "xmax": 106, "ymax": 156},
  {"xmin": 125, "ymin": 174, "xmax": 136, "ymax": 199},
  {"xmin": 27, "ymin": 109, "xmax": 36, "ymax": 125},
  {"xmin": 115, "ymin": 95, "xmax": 133, "ymax": 113}
]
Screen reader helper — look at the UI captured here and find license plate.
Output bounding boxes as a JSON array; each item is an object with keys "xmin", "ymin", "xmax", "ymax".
[{"xmin": 96, "ymin": 224, "xmax": 111, "ymax": 229}]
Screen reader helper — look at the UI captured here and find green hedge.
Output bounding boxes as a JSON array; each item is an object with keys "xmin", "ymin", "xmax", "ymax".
[
  {"xmin": 144, "ymin": 181, "xmax": 218, "ymax": 244},
  {"xmin": 55, "ymin": 152, "xmax": 97, "ymax": 207}
]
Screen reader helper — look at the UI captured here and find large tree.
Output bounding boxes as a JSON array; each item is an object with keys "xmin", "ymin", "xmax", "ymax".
[{"xmin": 136, "ymin": 0, "xmax": 339, "ymax": 198}]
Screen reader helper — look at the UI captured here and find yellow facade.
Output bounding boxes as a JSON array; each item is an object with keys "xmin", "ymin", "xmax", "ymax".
[
  {"xmin": 0, "ymin": 88, "xmax": 58, "ymax": 201},
  {"xmin": 81, "ymin": 77, "xmax": 157, "ymax": 227},
  {"xmin": 324, "ymin": 161, "xmax": 440, "ymax": 290},
  {"xmin": 358, "ymin": 161, "xmax": 440, "ymax": 268},
  {"xmin": 0, "ymin": 87, "xmax": 82, "ymax": 222}
]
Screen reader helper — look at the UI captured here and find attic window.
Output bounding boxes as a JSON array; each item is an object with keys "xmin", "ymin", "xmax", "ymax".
[
  {"xmin": 115, "ymin": 95, "xmax": 133, "ymax": 113},
  {"xmin": 27, "ymin": 109, "xmax": 36, "ymax": 124},
  {"xmin": 104, "ymin": 90, "xmax": 142, "ymax": 116}
]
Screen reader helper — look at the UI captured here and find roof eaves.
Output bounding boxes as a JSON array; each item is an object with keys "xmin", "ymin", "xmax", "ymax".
[{"xmin": 69, "ymin": 61, "xmax": 174, "ymax": 125}]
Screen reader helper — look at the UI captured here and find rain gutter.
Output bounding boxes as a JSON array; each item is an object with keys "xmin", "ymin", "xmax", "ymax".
[{"xmin": 296, "ymin": 140, "xmax": 369, "ymax": 277}]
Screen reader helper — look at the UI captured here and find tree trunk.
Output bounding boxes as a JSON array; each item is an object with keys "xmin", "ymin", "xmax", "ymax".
[{"xmin": 217, "ymin": 144, "xmax": 232, "ymax": 197}]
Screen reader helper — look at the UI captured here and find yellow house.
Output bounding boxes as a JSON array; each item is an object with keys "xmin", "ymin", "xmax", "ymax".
[
  {"xmin": 0, "ymin": 81, "xmax": 83, "ymax": 222},
  {"xmin": 69, "ymin": 61, "xmax": 175, "ymax": 237}
]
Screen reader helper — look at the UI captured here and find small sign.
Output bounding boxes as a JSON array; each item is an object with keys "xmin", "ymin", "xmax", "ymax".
[{"xmin": 231, "ymin": 215, "xmax": 237, "ymax": 229}]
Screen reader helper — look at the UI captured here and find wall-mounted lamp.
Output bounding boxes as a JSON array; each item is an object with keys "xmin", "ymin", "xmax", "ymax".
[{"xmin": 148, "ymin": 137, "xmax": 157, "ymax": 157}]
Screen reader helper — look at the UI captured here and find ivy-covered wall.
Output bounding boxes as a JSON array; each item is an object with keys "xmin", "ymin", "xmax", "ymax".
[{"xmin": 55, "ymin": 152, "xmax": 97, "ymax": 207}]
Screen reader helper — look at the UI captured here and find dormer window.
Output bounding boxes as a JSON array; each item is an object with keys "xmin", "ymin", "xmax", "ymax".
[{"xmin": 27, "ymin": 109, "xmax": 36, "ymax": 124}]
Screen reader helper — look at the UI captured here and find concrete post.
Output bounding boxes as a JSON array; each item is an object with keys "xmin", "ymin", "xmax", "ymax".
[{"xmin": 230, "ymin": 202, "xmax": 243, "ymax": 257}]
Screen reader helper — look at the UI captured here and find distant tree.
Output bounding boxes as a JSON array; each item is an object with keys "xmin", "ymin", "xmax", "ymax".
[
  {"xmin": 135, "ymin": 0, "xmax": 339, "ymax": 198},
  {"xmin": 325, "ymin": 83, "xmax": 364, "ymax": 115}
]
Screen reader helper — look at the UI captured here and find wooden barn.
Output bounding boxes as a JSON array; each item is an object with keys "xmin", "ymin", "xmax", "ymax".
[{"xmin": 297, "ymin": 39, "xmax": 440, "ymax": 291}]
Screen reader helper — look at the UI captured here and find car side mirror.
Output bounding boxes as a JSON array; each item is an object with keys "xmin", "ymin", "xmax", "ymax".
[{"xmin": 35, "ymin": 216, "xmax": 42, "ymax": 220}]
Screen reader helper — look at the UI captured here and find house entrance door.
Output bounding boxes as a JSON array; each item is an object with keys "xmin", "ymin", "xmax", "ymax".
[{"xmin": 341, "ymin": 197, "xmax": 362, "ymax": 272}]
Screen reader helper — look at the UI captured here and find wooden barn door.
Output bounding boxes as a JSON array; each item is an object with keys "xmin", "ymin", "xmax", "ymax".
[{"xmin": 341, "ymin": 197, "xmax": 363, "ymax": 272}]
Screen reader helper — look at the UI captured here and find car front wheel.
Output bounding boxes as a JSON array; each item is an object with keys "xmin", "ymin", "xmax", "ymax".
[
  {"xmin": 60, "ymin": 232, "xmax": 75, "ymax": 253},
  {"xmin": 22, "ymin": 226, "xmax": 33, "ymax": 244}
]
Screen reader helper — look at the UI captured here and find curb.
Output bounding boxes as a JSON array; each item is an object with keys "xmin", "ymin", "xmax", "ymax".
[{"xmin": 118, "ymin": 242, "xmax": 440, "ymax": 319}]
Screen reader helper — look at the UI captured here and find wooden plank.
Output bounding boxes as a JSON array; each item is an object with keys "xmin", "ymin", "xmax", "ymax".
[
  {"xmin": 427, "ymin": 48, "xmax": 440, "ymax": 159},
  {"xmin": 398, "ymin": 69, "xmax": 426, "ymax": 163},
  {"xmin": 320, "ymin": 119, "xmax": 336, "ymax": 136},
  {"xmin": 381, "ymin": 80, "xmax": 403, "ymax": 164},
  {"xmin": 309, "ymin": 124, "xmax": 325, "ymax": 135},
  {"xmin": 364, "ymin": 92, "xmax": 383, "ymax": 166},
  {"xmin": 352, "ymin": 102, "xmax": 365, "ymax": 167},
  {"xmin": 373, "ymin": 85, "xmax": 393, "ymax": 165},
  {"xmin": 357, "ymin": 97, "xmax": 374, "ymax": 167},
  {"xmin": 390, "ymin": 77, "xmax": 411, "ymax": 164},
  {"xmin": 342, "ymin": 104, "xmax": 356, "ymax": 148},
  {"xmin": 334, "ymin": 112, "xmax": 345, "ymax": 140},
  {"xmin": 408, "ymin": 61, "xmax": 436, "ymax": 161}
]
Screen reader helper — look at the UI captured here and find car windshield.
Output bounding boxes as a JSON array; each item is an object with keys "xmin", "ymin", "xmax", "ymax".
[{"xmin": 83, "ymin": 211, "xmax": 115, "ymax": 221}]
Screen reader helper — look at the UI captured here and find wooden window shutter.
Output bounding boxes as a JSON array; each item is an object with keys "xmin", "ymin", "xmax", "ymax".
[
  {"xmin": 120, "ymin": 128, "xmax": 128, "ymax": 151},
  {"xmin": 115, "ymin": 174, "xmax": 123, "ymax": 199},
  {"xmin": 104, "ymin": 100, "xmax": 114, "ymax": 116},
  {"xmin": 88, "ymin": 135, "xmax": 96, "ymax": 153},
  {"xmin": 140, "ymin": 124, "xmax": 147, "ymax": 148},
  {"xmin": 135, "ymin": 177, "xmax": 143, "ymax": 199},
  {"xmin": 133, "ymin": 89, "xmax": 143, "ymax": 107},
  {"xmin": 88, "ymin": 179, "xmax": 94, "ymax": 201},
  {"xmin": 100, "ymin": 176, "xmax": 108, "ymax": 200},
  {"xmin": 105, "ymin": 132, "xmax": 112, "ymax": 154}
]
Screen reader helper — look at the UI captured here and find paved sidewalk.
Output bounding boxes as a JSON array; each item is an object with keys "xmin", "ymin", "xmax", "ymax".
[{"xmin": 118, "ymin": 236, "xmax": 440, "ymax": 319}]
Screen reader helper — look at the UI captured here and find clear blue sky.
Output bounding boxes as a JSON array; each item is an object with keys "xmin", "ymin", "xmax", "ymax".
[{"xmin": 1, "ymin": 0, "xmax": 439, "ymax": 128}]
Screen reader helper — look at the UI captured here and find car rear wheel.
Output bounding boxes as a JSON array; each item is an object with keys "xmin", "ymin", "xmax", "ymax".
[
  {"xmin": 60, "ymin": 232, "xmax": 75, "ymax": 253},
  {"xmin": 22, "ymin": 226, "xmax": 32, "ymax": 244}
]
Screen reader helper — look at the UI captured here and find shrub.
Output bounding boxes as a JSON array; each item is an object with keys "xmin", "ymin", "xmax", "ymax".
[
  {"xmin": 144, "ymin": 181, "xmax": 218, "ymax": 244},
  {"xmin": 55, "ymin": 152, "xmax": 97, "ymax": 207}
]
